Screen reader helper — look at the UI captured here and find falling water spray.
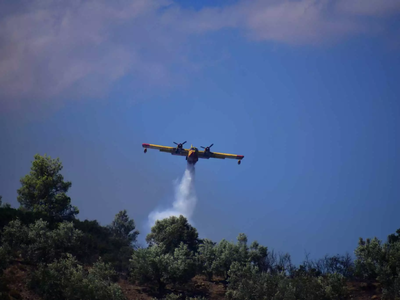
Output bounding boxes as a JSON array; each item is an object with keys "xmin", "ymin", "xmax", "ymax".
[{"xmin": 147, "ymin": 164, "xmax": 197, "ymax": 228}]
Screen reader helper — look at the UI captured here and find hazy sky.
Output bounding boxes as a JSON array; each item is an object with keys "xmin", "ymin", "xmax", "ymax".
[{"xmin": 1, "ymin": 0, "xmax": 400, "ymax": 264}]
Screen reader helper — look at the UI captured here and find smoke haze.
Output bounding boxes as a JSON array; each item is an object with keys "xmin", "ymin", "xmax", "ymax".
[{"xmin": 147, "ymin": 164, "xmax": 197, "ymax": 228}]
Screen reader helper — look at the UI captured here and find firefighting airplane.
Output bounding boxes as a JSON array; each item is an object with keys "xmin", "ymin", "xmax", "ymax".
[{"xmin": 142, "ymin": 141, "xmax": 245, "ymax": 165}]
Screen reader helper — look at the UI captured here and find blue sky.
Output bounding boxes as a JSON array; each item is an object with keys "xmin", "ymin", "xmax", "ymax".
[{"xmin": 1, "ymin": 0, "xmax": 400, "ymax": 264}]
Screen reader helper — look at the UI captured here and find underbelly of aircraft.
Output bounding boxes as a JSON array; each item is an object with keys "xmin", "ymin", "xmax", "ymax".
[{"xmin": 187, "ymin": 155, "xmax": 198, "ymax": 164}]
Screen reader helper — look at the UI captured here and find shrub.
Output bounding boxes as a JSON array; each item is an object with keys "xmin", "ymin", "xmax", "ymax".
[
  {"xmin": 226, "ymin": 262, "xmax": 280, "ymax": 300},
  {"xmin": 130, "ymin": 243, "xmax": 197, "ymax": 292},
  {"xmin": 196, "ymin": 239, "xmax": 216, "ymax": 280},
  {"xmin": 146, "ymin": 216, "xmax": 199, "ymax": 254},
  {"xmin": 354, "ymin": 237, "xmax": 384, "ymax": 280},
  {"xmin": 301, "ymin": 253, "xmax": 354, "ymax": 278},
  {"xmin": 320, "ymin": 273, "xmax": 349, "ymax": 300},
  {"xmin": 354, "ymin": 232, "xmax": 400, "ymax": 299},
  {"xmin": 226, "ymin": 261, "xmax": 349, "ymax": 300},
  {"xmin": 29, "ymin": 254, "xmax": 125, "ymax": 300},
  {"xmin": 1, "ymin": 219, "xmax": 83, "ymax": 264},
  {"xmin": 130, "ymin": 245, "xmax": 170, "ymax": 291}
]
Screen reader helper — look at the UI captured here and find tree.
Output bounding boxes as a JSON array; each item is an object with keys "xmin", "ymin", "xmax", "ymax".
[
  {"xmin": 196, "ymin": 239, "xmax": 217, "ymax": 280},
  {"xmin": 130, "ymin": 243, "xmax": 197, "ymax": 292},
  {"xmin": 354, "ymin": 237, "xmax": 383, "ymax": 280},
  {"xmin": 130, "ymin": 245, "xmax": 170, "ymax": 292},
  {"xmin": 226, "ymin": 262, "xmax": 348, "ymax": 300},
  {"xmin": 211, "ymin": 234, "xmax": 255, "ymax": 280},
  {"xmin": 306, "ymin": 253, "xmax": 354, "ymax": 278},
  {"xmin": 212, "ymin": 239, "xmax": 240, "ymax": 279},
  {"xmin": 17, "ymin": 154, "xmax": 78, "ymax": 220},
  {"xmin": 146, "ymin": 215, "xmax": 199, "ymax": 254},
  {"xmin": 388, "ymin": 229, "xmax": 400, "ymax": 244},
  {"xmin": 168, "ymin": 243, "xmax": 197, "ymax": 285},
  {"xmin": 226, "ymin": 262, "xmax": 279, "ymax": 300},
  {"xmin": 1, "ymin": 219, "xmax": 83, "ymax": 264},
  {"xmin": 248, "ymin": 241, "xmax": 268, "ymax": 272},
  {"xmin": 108, "ymin": 210, "xmax": 139, "ymax": 246},
  {"xmin": 29, "ymin": 254, "xmax": 125, "ymax": 300},
  {"xmin": 354, "ymin": 231, "xmax": 400, "ymax": 299},
  {"xmin": 105, "ymin": 210, "xmax": 139, "ymax": 272}
]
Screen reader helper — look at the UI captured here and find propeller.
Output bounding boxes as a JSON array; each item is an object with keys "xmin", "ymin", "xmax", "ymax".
[
  {"xmin": 201, "ymin": 143, "xmax": 214, "ymax": 151},
  {"xmin": 173, "ymin": 141, "xmax": 187, "ymax": 147}
]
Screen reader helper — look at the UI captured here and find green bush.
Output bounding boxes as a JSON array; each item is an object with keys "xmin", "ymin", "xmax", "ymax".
[
  {"xmin": 130, "ymin": 245, "xmax": 170, "ymax": 291},
  {"xmin": 354, "ymin": 237, "xmax": 384, "ymax": 280},
  {"xmin": 301, "ymin": 253, "xmax": 354, "ymax": 278},
  {"xmin": 1, "ymin": 219, "xmax": 83, "ymax": 264},
  {"xmin": 146, "ymin": 216, "xmax": 199, "ymax": 254},
  {"xmin": 130, "ymin": 243, "xmax": 197, "ymax": 292},
  {"xmin": 168, "ymin": 243, "xmax": 197, "ymax": 285},
  {"xmin": 196, "ymin": 239, "xmax": 216, "ymax": 280},
  {"xmin": 196, "ymin": 234, "xmax": 288, "ymax": 281},
  {"xmin": 73, "ymin": 219, "xmax": 125, "ymax": 265},
  {"xmin": 354, "ymin": 232, "xmax": 400, "ymax": 299},
  {"xmin": 29, "ymin": 254, "xmax": 125, "ymax": 300},
  {"xmin": 226, "ymin": 262, "xmax": 280, "ymax": 300},
  {"xmin": 378, "ymin": 242, "xmax": 400, "ymax": 299},
  {"xmin": 0, "ymin": 205, "xmax": 57, "ymax": 239},
  {"xmin": 320, "ymin": 273, "xmax": 349, "ymax": 300},
  {"xmin": 211, "ymin": 239, "xmax": 241, "ymax": 279},
  {"xmin": 226, "ymin": 261, "xmax": 349, "ymax": 300}
]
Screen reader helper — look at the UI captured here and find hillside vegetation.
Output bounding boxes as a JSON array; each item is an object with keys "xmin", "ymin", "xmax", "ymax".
[{"xmin": 0, "ymin": 154, "xmax": 399, "ymax": 299}]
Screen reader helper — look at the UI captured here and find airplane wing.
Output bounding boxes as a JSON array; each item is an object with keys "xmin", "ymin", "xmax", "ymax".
[
  {"xmin": 142, "ymin": 143, "xmax": 188, "ymax": 156},
  {"xmin": 198, "ymin": 151, "xmax": 244, "ymax": 160}
]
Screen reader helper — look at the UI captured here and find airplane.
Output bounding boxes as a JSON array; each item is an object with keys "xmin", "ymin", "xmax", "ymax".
[{"xmin": 142, "ymin": 141, "xmax": 244, "ymax": 165}]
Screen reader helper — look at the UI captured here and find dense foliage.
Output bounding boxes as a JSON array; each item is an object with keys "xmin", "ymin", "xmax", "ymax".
[
  {"xmin": 17, "ymin": 154, "xmax": 79, "ymax": 220},
  {"xmin": 0, "ymin": 154, "xmax": 398, "ymax": 299},
  {"xmin": 29, "ymin": 254, "xmax": 125, "ymax": 300},
  {"xmin": 130, "ymin": 242, "xmax": 197, "ymax": 292},
  {"xmin": 354, "ymin": 234, "xmax": 400, "ymax": 299},
  {"xmin": 146, "ymin": 215, "xmax": 200, "ymax": 254}
]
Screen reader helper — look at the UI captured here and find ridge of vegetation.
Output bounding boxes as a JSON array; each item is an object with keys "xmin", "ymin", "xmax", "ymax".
[{"xmin": 0, "ymin": 154, "xmax": 398, "ymax": 299}]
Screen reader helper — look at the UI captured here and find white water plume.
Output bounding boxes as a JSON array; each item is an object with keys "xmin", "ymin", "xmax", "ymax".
[{"xmin": 148, "ymin": 164, "xmax": 197, "ymax": 228}]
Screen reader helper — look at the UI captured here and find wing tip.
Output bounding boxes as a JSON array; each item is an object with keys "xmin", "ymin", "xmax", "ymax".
[
  {"xmin": 237, "ymin": 155, "xmax": 244, "ymax": 159},
  {"xmin": 142, "ymin": 143, "xmax": 150, "ymax": 148}
]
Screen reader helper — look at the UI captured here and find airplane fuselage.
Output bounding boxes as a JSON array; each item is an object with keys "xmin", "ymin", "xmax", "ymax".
[
  {"xmin": 187, "ymin": 148, "xmax": 199, "ymax": 165},
  {"xmin": 174, "ymin": 147, "xmax": 199, "ymax": 165}
]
